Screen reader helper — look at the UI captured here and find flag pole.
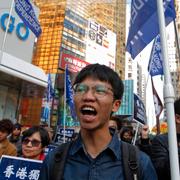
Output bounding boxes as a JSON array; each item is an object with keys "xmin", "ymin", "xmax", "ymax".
[
  {"xmin": 157, "ymin": 1, "xmax": 180, "ymax": 180},
  {"xmin": 0, "ymin": 0, "xmax": 14, "ymax": 64},
  {"xmin": 63, "ymin": 65, "xmax": 67, "ymax": 143},
  {"xmin": 132, "ymin": 122, "xmax": 140, "ymax": 145}
]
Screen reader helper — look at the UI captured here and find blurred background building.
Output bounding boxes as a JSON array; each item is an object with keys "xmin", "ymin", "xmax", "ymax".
[
  {"xmin": 1, "ymin": 0, "xmax": 180, "ymax": 130},
  {"xmin": 31, "ymin": 0, "xmax": 127, "ymax": 127}
]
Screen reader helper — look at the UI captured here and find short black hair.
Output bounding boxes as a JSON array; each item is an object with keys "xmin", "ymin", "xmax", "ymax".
[
  {"xmin": 73, "ymin": 63, "xmax": 124, "ymax": 100},
  {"xmin": 0, "ymin": 119, "xmax": 13, "ymax": 134},
  {"xmin": 174, "ymin": 97, "xmax": 180, "ymax": 115},
  {"xmin": 110, "ymin": 115, "xmax": 122, "ymax": 130},
  {"xmin": 13, "ymin": 123, "xmax": 22, "ymax": 131},
  {"xmin": 22, "ymin": 126, "xmax": 50, "ymax": 147},
  {"xmin": 120, "ymin": 127, "xmax": 134, "ymax": 139}
]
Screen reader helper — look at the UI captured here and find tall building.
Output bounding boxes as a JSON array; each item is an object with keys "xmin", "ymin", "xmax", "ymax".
[
  {"xmin": 137, "ymin": 63, "xmax": 146, "ymax": 103},
  {"xmin": 174, "ymin": 0, "xmax": 180, "ymax": 97},
  {"xmin": 32, "ymin": 0, "xmax": 126, "ymax": 126},
  {"xmin": 33, "ymin": 0, "xmax": 126, "ymax": 76},
  {"xmin": 32, "ymin": 0, "xmax": 66, "ymax": 74}
]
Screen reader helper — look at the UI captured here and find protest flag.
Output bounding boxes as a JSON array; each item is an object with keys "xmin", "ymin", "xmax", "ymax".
[
  {"xmin": 126, "ymin": 0, "xmax": 176, "ymax": 59},
  {"xmin": 133, "ymin": 93, "xmax": 147, "ymax": 145},
  {"xmin": 127, "ymin": 0, "xmax": 179, "ymax": 178},
  {"xmin": 15, "ymin": 0, "xmax": 42, "ymax": 37},
  {"xmin": 41, "ymin": 74, "xmax": 54, "ymax": 125},
  {"xmin": 134, "ymin": 93, "xmax": 146, "ymax": 125},
  {"xmin": 63, "ymin": 65, "xmax": 76, "ymax": 142},
  {"xmin": 148, "ymin": 34, "xmax": 163, "ymax": 76},
  {"xmin": 47, "ymin": 74, "xmax": 54, "ymax": 102},
  {"xmin": 147, "ymin": 34, "xmax": 163, "ymax": 134},
  {"xmin": 151, "ymin": 77, "xmax": 163, "ymax": 134},
  {"xmin": 65, "ymin": 65, "xmax": 76, "ymax": 120}
]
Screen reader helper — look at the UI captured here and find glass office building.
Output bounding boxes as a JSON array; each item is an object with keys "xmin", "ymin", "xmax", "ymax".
[{"xmin": 32, "ymin": 0, "xmax": 126, "ymax": 126}]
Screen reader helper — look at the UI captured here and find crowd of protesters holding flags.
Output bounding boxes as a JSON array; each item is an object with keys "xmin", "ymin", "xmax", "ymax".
[
  {"xmin": 0, "ymin": 64, "xmax": 180, "ymax": 179},
  {"xmin": 0, "ymin": 100, "xmax": 179, "ymax": 179}
]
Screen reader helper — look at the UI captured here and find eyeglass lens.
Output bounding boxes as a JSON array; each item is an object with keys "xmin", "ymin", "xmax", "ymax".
[
  {"xmin": 73, "ymin": 84, "xmax": 112, "ymax": 97},
  {"xmin": 23, "ymin": 138, "xmax": 41, "ymax": 147}
]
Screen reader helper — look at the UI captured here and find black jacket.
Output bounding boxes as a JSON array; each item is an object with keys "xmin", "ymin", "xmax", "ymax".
[{"xmin": 150, "ymin": 133, "xmax": 180, "ymax": 180}]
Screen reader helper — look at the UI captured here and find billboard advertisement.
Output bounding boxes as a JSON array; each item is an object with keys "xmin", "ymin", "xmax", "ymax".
[
  {"xmin": 85, "ymin": 20, "xmax": 116, "ymax": 69},
  {"xmin": 59, "ymin": 53, "xmax": 89, "ymax": 72}
]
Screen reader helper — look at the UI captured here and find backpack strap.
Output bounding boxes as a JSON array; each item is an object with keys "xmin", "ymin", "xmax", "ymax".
[
  {"xmin": 52, "ymin": 142, "xmax": 72, "ymax": 180},
  {"xmin": 121, "ymin": 141, "xmax": 139, "ymax": 180}
]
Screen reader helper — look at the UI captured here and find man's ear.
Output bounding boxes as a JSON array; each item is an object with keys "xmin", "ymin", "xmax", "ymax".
[{"xmin": 112, "ymin": 100, "xmax": 121, "ymax": 112}]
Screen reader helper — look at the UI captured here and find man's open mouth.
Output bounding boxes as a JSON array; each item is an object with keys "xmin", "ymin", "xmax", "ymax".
[{"xmin": 81, "ymin": 106, "xmax": 97, "ymax": 116}]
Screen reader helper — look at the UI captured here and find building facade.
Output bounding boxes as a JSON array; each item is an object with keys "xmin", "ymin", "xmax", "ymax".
[
  {"xmin": 0, "ymin": 0, "xmax": 47, "ymax": 125},
  {"xmin": 174, "ymin": 0, "xmax": 180, "ymax": 97},
  {"xmin": 32, "ymin": 0, "xmax": 127, "ymax": 126}
]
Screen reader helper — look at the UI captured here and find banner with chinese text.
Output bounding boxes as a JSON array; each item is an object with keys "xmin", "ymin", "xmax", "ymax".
[{"xmin": 0, "ymin": 155, "xmax": 42, "ymax": 180}]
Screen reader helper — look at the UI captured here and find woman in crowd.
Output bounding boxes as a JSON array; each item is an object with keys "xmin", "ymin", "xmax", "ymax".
[
  {"xmin": 0, "ymin": 119, "xmax": 17, "ymax": 157},
  {"xmin": 9, "ymin": 123, "xmax": 22, "ymax": 156},
  {"xmin": 120, "ymin": 126, "xmax": 134, "ymax": 144},
  {"xmin": 20, "ymin": 126, "xmax": 50, "ymax": 160}
]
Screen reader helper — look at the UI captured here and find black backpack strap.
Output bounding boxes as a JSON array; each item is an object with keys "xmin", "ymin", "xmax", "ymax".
[
  {"xmin": 121, "ymin": 141, "xmax": 139, "ymax": 180},
  {"xmin": 52, "ymin": 142, "xmax": 72, "ymax": 180}
]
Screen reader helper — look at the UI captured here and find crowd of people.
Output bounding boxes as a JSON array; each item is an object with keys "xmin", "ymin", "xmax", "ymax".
[
  {"xmin": 0, "ymin": 64, "xmax": 180, "ymax": 179},
  {"xmin": 0, "ymin": 120, "xmax": 51, "ymax": 161}
]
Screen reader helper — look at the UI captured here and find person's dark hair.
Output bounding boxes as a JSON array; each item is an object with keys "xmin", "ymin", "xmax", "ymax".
[
  {"xmin": 22, "ymin": 126, "xmax": 50, "ymax": 147},
  {"xmin": 110, "ymin": 115, "xmax": 122, "ymax": 130},
  {"xmin": 13, "ymin": 123, "xmax": 22, "ymax": 131},
  {"xmin": 120, "ymin": 127, "xmax": 134, "ymax": 139},
  {"xmin": 174, "ymin": 97, "xmax": 180, "ymax": 115},
  {"xmin": 0, "ymin": 119, "xmax": 13, "ymax": 134},
  {"xmin": 73, "ymin": 63, "xmax": 124, "ymax": 100}
]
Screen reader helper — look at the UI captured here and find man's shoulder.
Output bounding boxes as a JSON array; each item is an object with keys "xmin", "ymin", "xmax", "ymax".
[
  {"xmin": 7, "ymin": 140, "xmax": 16, "ymax": 149},
  {"xmin": 46, "ymin": 142, "xmax": 72, "ymax": 160},
  {"xmin": 121, "ymin": 141, "xmax": 157, "ymax": 179},
  {"xmin": 152, "ymin": 133, "xmax": 168, "ymax": 145},
  {"xmin": 121, "ymin": 142, "xmax": 150, "ymax": 169},
  {"xmin": 138, "ymin": 148, "xmax": 151, "ymax": 162},
  {"xmin": 155, "ymin": 133, "xmax": 168, "ymax": 139}
]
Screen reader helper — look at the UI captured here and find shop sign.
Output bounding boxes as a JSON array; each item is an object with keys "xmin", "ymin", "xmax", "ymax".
[
  {"xmin": 0, "ymin": 13, "xmax": 29, "ymax": 41},
  {"xmin": 60, "ymin": 53, "xmax": 89, "ymax": 72}
]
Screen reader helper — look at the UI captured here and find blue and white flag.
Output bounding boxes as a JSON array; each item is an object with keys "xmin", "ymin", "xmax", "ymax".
[
  {"xmin": 0, "ymin": 155, "xmax": 42, "ymax": 180},
  {"xmin": 41, "ymin": 74, "xmax": 54, "ymax": 124},
  {"xmin": 126, "ymin": 0, "xmax": 176, "ymax": 59},
  {"xmin": 41, "ymin": 105, "xmax": 50, "ymax": 121},
  {"xmin": 148, "ymin": 35, "xmax": 163, "ymax": 76},
  {"xmin": 134, "ymin": 94, "xmax": 146, "ymax": 125},
  {"xmin": 46, "ymin": 74, "xmax": 54, "ymax": 102},
  {"xmin": 15, "ymin": 0, "xmax": 42, "ymax": 37},
  {"xmin": 65, "ymin": 65, "xmax": 77, "ymax": 120}
]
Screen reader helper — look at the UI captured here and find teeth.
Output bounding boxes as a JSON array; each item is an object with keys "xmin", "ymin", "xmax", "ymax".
[{"xmin": 82, "ymin": 107, "xmax": 95, "ymax": 111}]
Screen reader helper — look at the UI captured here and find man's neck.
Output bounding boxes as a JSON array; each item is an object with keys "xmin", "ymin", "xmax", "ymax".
[{"xmin": 81, "ymin": 128, "xmax": 112, "ymax": 158}]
